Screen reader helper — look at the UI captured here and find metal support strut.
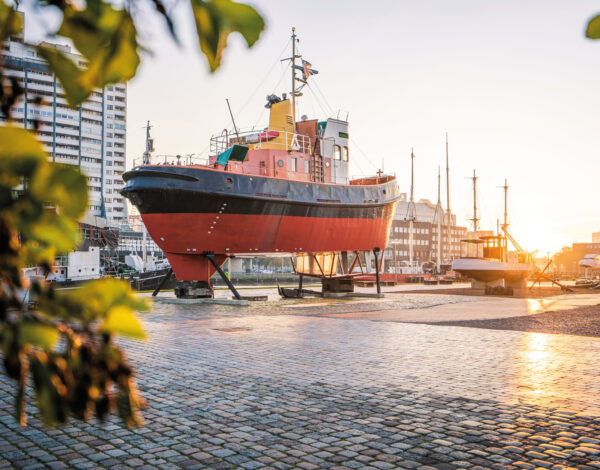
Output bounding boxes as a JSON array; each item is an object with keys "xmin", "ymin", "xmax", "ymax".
[
  {"xmin": 152, "ymin": 268, "xmax": 173, "ymax": 297},
  {"xmin": 204, "ymin": 254, "xmax": 242, "ymax": 300},
  {"xmin": 373, "ymin": 248, "xmax": 381, "ymax": 294}
]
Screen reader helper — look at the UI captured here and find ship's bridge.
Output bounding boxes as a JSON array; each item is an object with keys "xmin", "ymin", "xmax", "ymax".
[{"xmin": 208, "ymin": 98, "xmax": 351, "ymax": 185}]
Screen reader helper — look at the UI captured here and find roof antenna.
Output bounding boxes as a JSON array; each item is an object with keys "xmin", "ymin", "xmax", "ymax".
[{"xmin": 226, "ymin": 98, "xmax": 240, "ymax": 142}]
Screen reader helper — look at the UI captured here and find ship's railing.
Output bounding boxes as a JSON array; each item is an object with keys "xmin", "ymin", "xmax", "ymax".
[
  {"xmin": 210, "ymin": 128, "xmax": 313, "ymax": 154},
  {"xmin": 132, "ymin": 154, "xmax": 210, "ymax": 168},
  {"xmin": 213, "ymin": 161, "xmax": 353, "ymax": 185}
]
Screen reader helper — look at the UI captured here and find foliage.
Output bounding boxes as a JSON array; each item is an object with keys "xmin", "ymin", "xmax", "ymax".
[
  {"xmin": 0, "ymin": 126, "xmax": 150, "ymax": 426},
  {"xmin": 191, "ymin": 0, "xmax": 264, "ymax": 72},
  {"xmin": 587, "ymin": 14, "xmax": 600, "ymax": 39},
  {"xmin": 0, "ymin": 0, "xmax": 264, "ymax": 426}
]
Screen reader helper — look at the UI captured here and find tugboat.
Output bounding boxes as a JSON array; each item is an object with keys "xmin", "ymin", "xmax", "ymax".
[{"xmin": 121, "ymin": 29, "xmax": 400, "ymax": 298}]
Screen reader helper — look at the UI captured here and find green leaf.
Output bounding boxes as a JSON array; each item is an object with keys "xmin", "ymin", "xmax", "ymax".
[
  {"xmin": 36, "ymin": 47, "xmax": 89, "ymax": 107},
  {"xmin": 38, "ymin": 0, "xmax": 140, "ymax": 106},
  {"xmin": 40, "ymin": 278, "xmax": 150, "ymax": 324},
  {"xmin": 191, "ymin": 0, "xmax": 264, "ymax": 72},
  {"xmin": 0, "ymin": 0, "xmax": 23, "ymax": 42},
  {"xmin": 0, "ymin": 126, "xmax": 87, "ymax": 265},
  {"xmin": 100, "ymin": 306, "xmax": 146, "ymax": 339},
  {"xmin": 18, "ymin": 322, "xmax": 59, "ymax": 349},
  {"xmin": 0, "ymin": 126, "xmax": 47, "ymax": 166},
  {"xmin": 30, "ymin": 163, "xmax": 88, "ymax": 219},
  {"xmin": 587, "ymin": 14, "xmax": 600, "ymax": 39}
]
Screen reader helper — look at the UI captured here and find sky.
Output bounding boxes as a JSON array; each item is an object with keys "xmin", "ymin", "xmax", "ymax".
[{"xmin": 22, "ymin": 0, "xmax": 600, "ymax": 254}]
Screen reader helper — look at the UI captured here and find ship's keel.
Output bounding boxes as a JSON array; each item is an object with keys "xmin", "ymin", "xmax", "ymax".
[{"xmin": 170, "ymin": 253, "xmax": 234, "ymax": 299}]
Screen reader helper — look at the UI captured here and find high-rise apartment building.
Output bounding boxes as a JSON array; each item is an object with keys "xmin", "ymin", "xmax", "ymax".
[{"xmin": 0, "ymin": 24, "xmax": 127, "ymax": 225}]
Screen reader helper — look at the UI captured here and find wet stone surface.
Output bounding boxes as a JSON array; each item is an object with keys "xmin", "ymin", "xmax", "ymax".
[{"xmin": 2, "ymin": 297, "xmax": 600, "ymax": 469}]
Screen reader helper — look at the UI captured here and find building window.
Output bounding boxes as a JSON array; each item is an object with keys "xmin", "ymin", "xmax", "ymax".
[
  {"xmin": 107, "ymin": 105, "xmax": 113, "ymax": 110},
  {"xmin": 291, "ymin": 158, "xmax": 297, "ymax": 172},
  {"xmin": 342, "ymin": 146, "xmax": 349, "ymax": 161},
  {"xmin": 334, "ymin": 145, "xmax": 341, "ymax": 160}
]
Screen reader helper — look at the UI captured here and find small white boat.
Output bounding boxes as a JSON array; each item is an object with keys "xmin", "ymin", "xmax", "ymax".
[
  {"xmin": 451, "ymin": 235, "xmax": 532, "ymax": 282},
  {"xmin": 452, "ymin": 258, "xmax": 531, "ymax": 282}
]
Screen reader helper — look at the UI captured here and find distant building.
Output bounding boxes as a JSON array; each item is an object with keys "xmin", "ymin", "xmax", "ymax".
[
  {"xmin": 384, "ymin": 194, "xmax": 468, "ymax": 271},
  {"xmin": 0, "ymin": 16, "xmax": 127, "ymax": 225},
  {"xmin": 592, "ymin": 232, "xmax": 600, "ymax": 244},
  {"xmin": 554, "ymin": 242, "xmax": 600, "ymax": 274}
]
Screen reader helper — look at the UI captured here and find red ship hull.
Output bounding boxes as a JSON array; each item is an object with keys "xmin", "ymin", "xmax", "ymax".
[
  {"xmin": 142, "ymin": 212, "xmax": 395, "ymax": 280},
  {"xmin": 122, "ymin": 165, "xmax": 400, "ymax": 283}
]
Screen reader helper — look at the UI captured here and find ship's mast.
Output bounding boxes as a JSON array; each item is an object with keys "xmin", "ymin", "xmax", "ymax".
[
  {"xmin": 470, "ymin": 169, "xmax": 479, "ymax": 238},
  {"xmin": 407, "ymin": 149, "xmax": 416, "ymax": 266},
  {"xmin": 445, "ymin": 133, "xmax": 451, "ymax": 261},
  {"xmin": 142, "ymin": 120, "xmax": 153, "ymax": 165},
  {"xmin": 436, "ymin": 166, "xmax": 442, "ymax": 273},
  {"xmin": 291, "ymin": 27, "xmax": 297, "ymax": 122},
  {"xmin": 500, "ymin": 178, "xmax": 509, "ymax": 233}
]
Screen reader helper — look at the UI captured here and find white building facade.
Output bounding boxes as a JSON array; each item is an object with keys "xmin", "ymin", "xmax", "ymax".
[
  {"xmin": 1, "ymin": 32, "xmax": 127, "ymax": 225},
  {"xmin": 385, "ymin": 195, "xmax": 468, "ymax": 270}
]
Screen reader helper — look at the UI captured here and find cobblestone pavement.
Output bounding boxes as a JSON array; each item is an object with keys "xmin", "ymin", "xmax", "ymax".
[{"xmin": 2, "ymin": 296, "xmax": 600, "ymax": 469}]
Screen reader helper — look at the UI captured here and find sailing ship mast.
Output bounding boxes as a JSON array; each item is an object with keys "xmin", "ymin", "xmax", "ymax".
[
  {"xmin": 407, "ymin": 150, "xmax": 416, "ymax": 266},
  {"xmin": 470, "ymin": 169, "xmax": 479, "ymax": 238},
  {"xmin": 435, "ymin": 166, "xmax": 442, "ymax": 273},
  {"xmin": 498, "ymin": 178, "xmax": 526, "ymax": 254},
  {"xmin": 445, "ymin": 133, "xmax": 451, "ymax": 262},
  {"xmin": 500, "ymin": 178, "xmax": 509, "ymax": 233}
]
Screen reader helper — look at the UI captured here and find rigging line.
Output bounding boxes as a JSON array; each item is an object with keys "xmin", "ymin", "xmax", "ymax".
[
  {"xmin": 252, "ymin": 64, "xmax": 289, "ymax": 129},
  {"xmin": 311, "ymin": 78, "xmax": 336, "ymax": 117},
  {"xmin": 349, "ymin": 136, "xmax": 378, "ymax": 171},
  {"xmin": 475, "ymin": 185, "xmax": 493, "ymax": 231},
  {"xmin": 295, "ymin": 43, "xmax": 336, "ymax": 117},
  {"xmin": 235, "ymin": 37, "xmax": 292, "ymax": 119},
  {"xmin": 350, "ymin": 150, "xmax": 367, "ymax": 177},
  {"xmin": 305, "ymin": 84, "xmax": 332, "ymax": 121}
]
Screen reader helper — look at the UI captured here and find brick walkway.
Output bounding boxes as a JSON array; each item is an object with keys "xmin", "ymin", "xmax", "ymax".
[{"xmin": 2, "ymin": 296, "xmax": 600, "ymax": 469}]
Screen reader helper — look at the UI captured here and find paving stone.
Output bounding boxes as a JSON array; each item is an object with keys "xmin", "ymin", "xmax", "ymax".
[{"xmin": 1, "ymin": 302, "xmax": 600, "ymax": 468}]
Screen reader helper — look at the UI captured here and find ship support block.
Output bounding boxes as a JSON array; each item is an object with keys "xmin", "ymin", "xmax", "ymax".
[{"xmin": 174, "ymin": 280, "xmax": 213, "ymax": 299}]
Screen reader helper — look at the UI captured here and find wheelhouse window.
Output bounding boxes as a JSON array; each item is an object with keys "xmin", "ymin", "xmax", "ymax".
[
  {"xmin": 334, "ymin": 145, "xmax": 341, "ymax": 160},
  {"xmin": 342, "ymin": 146, "xmax": 349, "ymax": 161},
  {"xmin": 291, "ymin": 158, "xmax": 297, "ymax": 172},
  {"xmin": 304, "ymin": 159, "xmax": 310, "ymax": 173}
]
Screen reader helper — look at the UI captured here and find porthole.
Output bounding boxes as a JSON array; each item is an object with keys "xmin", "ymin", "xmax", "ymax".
[{"xmin": 277, "ymin": 159, "xmax": 284, "ymax": 167}]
